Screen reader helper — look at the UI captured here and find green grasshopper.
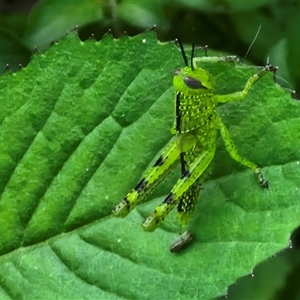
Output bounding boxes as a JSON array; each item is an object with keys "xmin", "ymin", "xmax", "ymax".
[{"xmin": 113, "ymin": 38, "xmax": 272, "ymax": 237}]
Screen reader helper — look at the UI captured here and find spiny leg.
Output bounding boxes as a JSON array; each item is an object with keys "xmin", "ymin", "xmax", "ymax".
[
  {"xmin": 177, "ymin": 161, "xmax": 214, "ymax": 228},
  {"xmin": 193, "ymin": 56, "xmax": 276, "ymax": 74},
  {"xmin": 212, "ymin": 62, "xmax": 269, "ymax": 187},
  {"xmin": 171, "ymin": 154, "xmax": 209, "ymax": 252},
  {"xmin": 215, "ymin": 65, "xmax": 273, "ymax": 104},
  {"xmin": 193, "ymin": 55, "xmax": 241, "ymax": 67},
  {"xmin": 177, "ymin": 149, "xmax": 202, "ymax": 227},
  {"xmin": 177, "ymin": 177, "xmax": 202, "ymax": 227},
  {"xmin": 218, "ymin": 116, "xmax": 268, "ymax": 188},
  {"xmin": 193, "ymin": 57, "xmax": 275, "ymax": 104},
  {"xmin": 142, "ymin": 143, "xmax": 216, "ymax": 232},
  {"xmin": 113, "ymin": 138, "xmax": 181, "ymax": 217},
  {"xmin": 171, "ymin": 151, "xmax": 202, "ymax": 252}
]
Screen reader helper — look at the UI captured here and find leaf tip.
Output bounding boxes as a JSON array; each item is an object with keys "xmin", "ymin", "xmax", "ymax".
[
  {"xmin": 88, "ymin": 33, "xmax": 96, "ymax": 40},
  {"xmin": 50, "ymin": 40, "xmax": 58, "ymax": 47},
  {"xmin": 150, "ymin": 24, "xmax": 157, "ymax": 31},
  {"xmin": 103, "ymin": 29, "xmax": 113, "ymax": 38},
  {"xmin": 4, "ymin": 63, "xmax": 10, "ymax": 71},
  {"xmin": 2, "ymin": 63, "xmax": 14, "ymax": 75},
  {"xmin": 32, "ymin": 46, "xmax": 42, "ymax": 55},
  {"xmin": 69, "ymin": 25, "xmax": 80, "ymax": 34},
  {"xmin": 291, "ymin": 89, "xmax": 298, "ymax": 100},
  {"xmin": 247, "ymin": 270, "xmax": 255, "ymax": 278}
]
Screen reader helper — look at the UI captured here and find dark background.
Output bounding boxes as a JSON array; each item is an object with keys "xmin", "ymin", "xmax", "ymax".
[{"xmin": 1, "ymin": 0, "xmax": 300, "ymax": 299}]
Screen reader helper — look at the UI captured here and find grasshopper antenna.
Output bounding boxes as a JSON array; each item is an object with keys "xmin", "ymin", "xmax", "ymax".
[
  {"xmin": 176, "ymin": 38, "xmax": 188, "ymax": 67},
  {"xmin": 243, "ymin": 24, "xmax": 261, "ymax": 62},
  {"xmin": 191, "ymin": 28, "xmax": 195, "ymax": 70}
]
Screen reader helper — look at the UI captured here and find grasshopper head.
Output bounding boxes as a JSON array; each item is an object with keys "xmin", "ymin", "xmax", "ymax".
[
  {"xmin": 173, "ymin": 38, "xmax": 214, "ymax": 95},
  {"xmin": 173, "ymin": 66, "xmax": 213, "ymax": 94}
]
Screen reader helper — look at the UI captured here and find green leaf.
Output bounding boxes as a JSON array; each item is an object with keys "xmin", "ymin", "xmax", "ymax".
[{"xmin": 0, "ymin": 29, "xmax": 299, "ymax": 299}]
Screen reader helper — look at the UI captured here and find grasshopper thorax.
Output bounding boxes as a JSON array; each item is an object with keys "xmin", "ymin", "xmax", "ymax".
[
  {"xmin": 173, "ymin": 39, "xmax": 216, "ymax": 133},
  {"xmin": 173, "ymin": 65, "xmax": 215, "ymax": 133}
]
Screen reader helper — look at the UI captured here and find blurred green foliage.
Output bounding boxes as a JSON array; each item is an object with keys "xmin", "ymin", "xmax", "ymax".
[
  {"xmin": 1, "ymin": 0, "xmax": 300, "ymax": 94},
  {"xmin": 0, "ymin": 0, "xmax": 300, "ymax": 299}
]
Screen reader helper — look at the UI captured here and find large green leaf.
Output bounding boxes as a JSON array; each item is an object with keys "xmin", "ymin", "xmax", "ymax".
[{"xmin": 0, "ymin": 29, "xmax": 299, "ymax": 299}]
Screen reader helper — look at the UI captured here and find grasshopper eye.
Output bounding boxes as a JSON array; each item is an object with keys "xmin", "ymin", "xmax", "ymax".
[{"xmin": 183, "ymin": 76, "xmax": 205, "ymax": 89}]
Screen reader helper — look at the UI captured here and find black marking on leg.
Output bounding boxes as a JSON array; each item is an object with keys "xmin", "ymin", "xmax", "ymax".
[
  {"xmin": 164, "ymin": 192, "xmax": 174, "ymax": 204},
  {"xmin": 135, "ymin": 178, "xmax": 148, "ymax": 192},
  {"xmin": 177, "ymin": 180, "xmax": 201, "ymax": 213},
  {"xmin": 182, "ymin": 169, "xmax": 191, "ymax": 178},
  {"xmin": 154, "ymin": 155, "xmax": 164, "ymax": 167},
  {"xmin": 114, "ymin": 196, "xmax": 130, "ymax": 212},
  {"xmin": 177, "ymin": 198, "xmax": 186, "ymax": 213},
  {"xmin": 175, "ymin": 91, "xmax": 181, "ymax": 132},
  {"xmin": 178, "ymin": 195, "xmax": 193, "ymax": 213},
  {"xmin": 180, "ymin": 153, "xmax": 187, "ymax": 175},
  {"xmin": 123, "ymin": 196, "xmax": 130, "ymax": 204}
]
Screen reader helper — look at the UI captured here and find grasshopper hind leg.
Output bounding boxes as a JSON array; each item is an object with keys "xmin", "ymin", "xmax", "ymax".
[
  {"xmin": 177, "ymin": 150, "xmax": 203, "ymax": 226},
  {"xmin": 113, "ymin": 139, "xmax": 180, "ymax": 217},
  {"xmin": 176, "ymin": 178, "xmax": 202, "ymax": 227},
  {"xmin": 142, "ymin": 146, "xmax": 214, "ymax": 232},
  {"xmin": 176, "ymin": 153, "xmax": 201, "ymax": 226}
]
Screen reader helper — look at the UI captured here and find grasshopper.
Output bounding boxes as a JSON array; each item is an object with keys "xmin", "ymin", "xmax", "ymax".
[{"xmin": 113, "ymin": 38, "xmax": 272, "ymax": 240}]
